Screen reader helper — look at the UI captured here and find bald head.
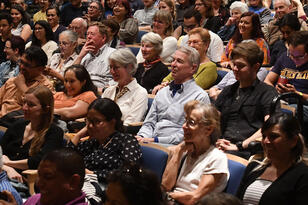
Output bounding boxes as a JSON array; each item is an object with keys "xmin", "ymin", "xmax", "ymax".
[{"xmin": 70, "ymin": 17, "xmax": 87, "ymax": 38}]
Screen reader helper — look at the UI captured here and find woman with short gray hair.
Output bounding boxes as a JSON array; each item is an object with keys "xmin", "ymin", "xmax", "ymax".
[
  {"xmin": 102, "ymin": 48, "xmax": 148, "ymax": 125},
  {"xmin": 45, "ymin": 30, "xmax": 79, "ymax": 89},
  {"xmin": 134, "ymin": 32, "xmax": 170, "ymax": 93},
  {"xmin": 217, "ymin": 1, "xmax": 249, "ymax": 41}
]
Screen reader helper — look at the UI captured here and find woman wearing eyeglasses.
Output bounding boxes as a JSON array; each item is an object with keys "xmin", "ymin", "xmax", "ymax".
[
  {"xmin": 67, "ymin": 98, "xmax": 142, "ymax": 199},
  {"xmin": 45, "ymin": 30, "xmax": 78, "ymax": 88},
  {"xmin": 162, "ymin": 100, "xmax": 229, "ymax": 205}
]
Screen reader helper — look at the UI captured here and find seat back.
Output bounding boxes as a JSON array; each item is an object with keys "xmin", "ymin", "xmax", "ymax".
[
  {"xmin": 139, "ymin": 142, "xmax": 169, "ymax": 182},
  {"xmin": 225, "ymin": 154, "xmax": 248, "ymax": 195},
  {"xmin": 136, "ymin": 31, "xmax": 148, "ymax": 43}
]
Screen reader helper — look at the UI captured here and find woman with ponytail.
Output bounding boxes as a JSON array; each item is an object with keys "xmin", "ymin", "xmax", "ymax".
[{"xmin": 0, "ymin": 86, "xmax": 63, "ymax": 183}]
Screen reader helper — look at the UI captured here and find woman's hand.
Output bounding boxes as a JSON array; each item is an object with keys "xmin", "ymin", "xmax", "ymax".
[
  {"xmin": 85, "ymin": 169, "xmax": 94, "ymax": 174},
  {"xmin": 216, "ymin": 139, "xmax": 238, "ymax": 151},
  {"xmin": 0, "ymin": 191, "xmax": 18, "ymax": 205},
  {"xmin": 152, "ymin": 82, "xmax": 169, "ymax": 95},
  {"xmin": 5, "ymin": 167, "xmax": 23, "ymax": 183},
  {"xmin": 2, "ymin": 155, "xmax": 10, "ymax": 165},
  {"xmin": 225, "ymin": 17, "xmax": 237, "ymax": 26}
]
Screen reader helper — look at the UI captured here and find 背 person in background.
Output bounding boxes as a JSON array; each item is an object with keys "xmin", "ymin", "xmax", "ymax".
[{"xmin": 10, "ymin": 5, "xmax": 32, "ymax": 42}]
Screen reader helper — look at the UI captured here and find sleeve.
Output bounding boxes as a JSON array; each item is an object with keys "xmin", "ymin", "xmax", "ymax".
[
  {"xmin": 137, "ymin": 96, "xmax": 158, "ymax": 138},
  {"xmin": 208, "ymin": 32, "xmax": 224, "ymax": 63},
  {"xmin": 123, "ymin": 88, "xmax": 148, "ymax": 125},
  {"xmin": 260, "ymin": 85, "xmax": 279, "ymax": 116},
  {"xmin": 221, "ymin": 40, "xmax": 232, "ymax": 63},
  {"xmin": 27, "ymin": 125, "xmax": 64, "ymax": 169},
  {"xmin": 77, "ymin": 91, "xmax": 97, "ymax": 105},
  {"xmin": 202, "ymin": 151, "xmax": 229, "ymax": 175},
  {"xmin": 66, "ymin": 139, "xmax": 96, "ymax": 158},
  {"xmin": 121, "ymin": 134, "xmax": 142, "ymax": 163},
  {"xmin": 157, "ymin": 129, "xmax": 184, "ymax": 145},
  {"xmin": 160, "ymin": 37, "xmax": 177, "ymax": 62},
  {"xmin": 217, "ymin": 25, "xmax": 231, "ymax": 41},
  {"xmin": 216, "ymin": 71, "xmax": 236, "ymax": 90},
  {"xmin": 259, "ymin": 39, "xmax": 270, "ymax": 65},
  {"xmin": 118, "ymin": 18, "xmax": 139, "ymax": 43},
  {"xmin": 194, "ymin": 63, "xmax": 218, "ymax": 90},
  {"xmin": 271, "ymin": 54, "xmax": 284, "ymax": 75}
]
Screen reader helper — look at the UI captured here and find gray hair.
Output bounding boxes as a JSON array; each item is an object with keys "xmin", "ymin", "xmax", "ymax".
[
  {"xmin": 109, "ymin": 48, "xmax": 137, "ymax": 75},
  {"xmin": 72, "ymin": 17, "xmax": 88, "ymax": 28},
  {"xmin": 141, "ymin": 32, "xmax": 163, "ymax": 55},
  {"xmin": 60, "ymin": 30, "xmax": 78, "ymax": 43},
  {"xmin": 230, "ymin": 1, "xmax": 249, "ymax": 15},
  {"xmin": 273, "ymin": 0, "xmax": 291, "ymax": 6},
  {"xmin": 90, "ymin": 0, "xmax": 104, "ymax": 12},
  {"xmin": 177, "ymin": 45, "xmax": 200, "ymax": 73}
]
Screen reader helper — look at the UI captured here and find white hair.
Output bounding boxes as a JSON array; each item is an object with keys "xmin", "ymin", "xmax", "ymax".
[
  {"xmin": 141, "ymin": 32, "xmax": 163, "ymax": 55},
  {"xmin": 109, "ymin": 48, "xmax": 138, "ymax": 75},
  {"xmin": 230, "ymin": 1, "xmax": 249, "ymax": 15},
  {"xmin": 273, "ymin": 0, "xmax": 291, "ymax": 6}
]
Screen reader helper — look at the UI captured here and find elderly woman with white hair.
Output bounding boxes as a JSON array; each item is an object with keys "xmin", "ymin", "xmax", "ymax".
[
  {"xmin": 217, "ymin": 1, "xmax": 249, "ymax": 41},
  {"xmin": 134, "ymin": 32, "xmax": 170, "ymax": 93},
  {"xmin": 45, "ymin": 30, "xmax": 79, "ymax": 84},
  {"xmin": 162, "ymin": 100, "xmax": 229, "ymax": 205},
  {"xmin": 102, "ymin": 48, "xmax": 148, "ymax": 125}
]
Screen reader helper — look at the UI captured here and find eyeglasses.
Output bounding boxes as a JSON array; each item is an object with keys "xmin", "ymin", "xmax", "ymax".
[
  {"xmin": 34, "ymin": 27, "xmax": 44, "ymax": 31},
  {"xmin": 88, "ymin": 5, "xmax": 99, "ymax": 10},
  {"xmin": 58, "ymin": 41, "xmax": 71, "ymax": 47},
  {"xmin": 4, "ymin": 46, "xmax": 12, "ymax": 50},
  {"xmin": 184, "ymin": 118, "xmax": 207, "ymax": 128},
  {"xmin": 184, "ymin": 24, "xmax": 197, "ymax": 31},
  {"xmin": 287, "ymin": 49, "xmax": 307, "ymax": 60},
  {"xmin": 85, "ymin": 118, "xmax": 105, "ymax": 126}
]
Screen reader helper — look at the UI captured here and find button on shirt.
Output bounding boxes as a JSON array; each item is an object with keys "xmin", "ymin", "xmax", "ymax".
[
  {"xmin": 81, "ymin": 44, "xmax": 115, "ymax": 88},
  {"xmin": 137, "ymin": 79, "xmax": 210, "ymax": 145}
]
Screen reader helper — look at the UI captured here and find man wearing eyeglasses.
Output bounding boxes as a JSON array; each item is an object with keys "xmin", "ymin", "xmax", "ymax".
[
  {"xmin": 265, "ymin": 31, "xmax": 308, "ymax": 138},
  {"xmin": 0, "ymin": 47, "xmax": 54, "ymax": 117}
]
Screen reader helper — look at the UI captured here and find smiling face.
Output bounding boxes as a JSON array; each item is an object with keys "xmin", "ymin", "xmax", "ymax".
[
  {"xmin": 231, "ymin": 8, "xmax": 242, "ymax": 23},
  {"xmin": 239, "ymin": 16, "xmax": 253, "ymax": 37},
  {"xmin": 194, "ymin": 0, "xmax": 206, "ymax": 16},
  {"xmin": 10, "ymin": 8, "xmax": 22, "ymax": 25},
  {"xmin": 22, "ymin": 93, "xmax": 43, "ymax": 121},
  {"xmin": 152, "ymin": 17, "xmax": 168, "ymax": 36},
  {"xmin": 46, "ymin": 8, "xmax": 59, "ymax": 27},
  {"xmin": 0, "ymin": 19, "xmax": 12, "ymax": 39},
  {"xmin": 262, "ymin": 124, "xmax": 297, "ymax": 161},
  {"xmin": 88, "ymin": 2, "xmax": 102, "ymax": 19},
  {"xmin": 109, "ymin": 59, "xmax": 131, "ymax": 86},
  {"xmin": 113, "ymin": 2, "xmax": 128, "ymax": 18},
  {"xmin": 34, "ymin": 24, "xmax": 47, "ymax": 42},
  {"xmin": 171, "ymin": 50, "xmax": 196, "ymax": 84},
  {"xmin": 141, "ymin": 41, "xmax": 159, "ymax": 61},
  {"xmin": 4, "ymin": 40, "xmax": 15, "ymax": 60},
  {"xmin": 38, "ymin": 160, "xmax": 71, "ymax": 205},
  {"xmin": 187, "ymin": 33, "xmax": 208, "ymax": 55},
  {"xmin": 274, "ymin": 1, "xmax": 290, "ymax": 19},
  {"xmin": 183, "ymin": 108, "xmax": 211, "ymax": 153},
  {"xmin": 19, "ymin": 54, "xmax": 43, "ymax": 81},
  {"xmin": 64, "ymin": 69, "xmax": 85, "ymax": 97},
  {"xmin": 288, "ymin": 44, "xmax": 308, "ymax": 67}
]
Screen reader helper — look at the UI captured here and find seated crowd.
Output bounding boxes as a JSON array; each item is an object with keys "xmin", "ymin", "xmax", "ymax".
[{"xmin": 0, "ymin": 0, "xmax": 307, "ymax": 204}]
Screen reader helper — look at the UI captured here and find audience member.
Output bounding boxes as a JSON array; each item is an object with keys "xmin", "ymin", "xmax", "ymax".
[
  {"xmin": 197, "ymin": 192, "xmax": 242, "ymax": 205},
  {"xmin": 104, "ymin": 0, "xmax": 116, "ymax": 18},
  {"xmin": 69, "ymin": 17, "xmax": 87, "ymax": 48},
  {"xmin": 60, "ymin": 0, "xmax": 87, "ymax": 27},
  {"xmin": 74, "ymin": 22, "xmax": 115, "ymax": 88},
  {"xmin": 47, "ymin": 30, "xmax": 79, "ymax": 85},
  {"xmin": 111, "ymin": 0, "xmax": 138, "ymax": 44},
  {"xmin": 33, "ymin": 0, "xmax": 51, "ymax": 22},
  {"xmin": 162, "ymin": 101, "xmax": 229, "ymax": 205},
  {"xmin": 158, "ymin": 0, "xmax": 178, "ymax": 30},
  {"xmin": 263, "ymin": 0, "xmax": 307, "ymax": 46},
  {"xmin": 215, "ymin": 41, "xmax": 278, "ymax": 159},
  {"xmin": 25, "ymin": 20, "xmax": 58, "ymax": 64},
  {"xmin": 106, "ymin": 163, "xmax": 165, "ymax": 205},
  {"xmin": 23, "ymin": 148, "xmax": 88, "ymax": 205},
  {"xmin": 136, "ymin": 46, "xmax": 210, "ymax": 145},
  {"xmin": 175, "ymin": 0, "xmax": 194, "ymax": 25},
  {"xmin": 102, "ymin": 48, "xmax": 148, "ymax": 125},
  {"xmin": 54, "ymin": 65, "xmax": 98, "ymax": 121},
  {"xmin": 0, "ymin": 86, "xmax": 63, "ymax": 182},
  {"xmin": 0, "ymin": 46, "xmax": 54, "ymax": 117},
  {"xmin": 0, "ymin": 12, "xmax": 13, "ymax": 64},
  {"xmin": 101, "ymin": 19, "xmax": 122, "ymax": 48},
  {"xmin": 67, "ymin": 98, "xmax": 142, "ymax": 190},
  {"xmin": 264, "ymin": 31, "xmax": 308, "ymax": 138},
  {"xmin": 237, "ymin": 113, "xmax": 308, "ymax": 205},
  {"xmin": 270, "ymin": 13, "xmax": 301, "ymax": 65},
  {"xmin": 136, "ymin": 10, "xmax": 177, "ymax": 64},
  {"xmin": 10, "ymin": 5, "xmax": 32, "ymax": 42},
  {"xmin": 134, "ymin": 32, "xmax": 170, "ymax": 93},
  {"xmin": 0, "ymin": 146, "xmax": 22, "ymax": 205},
  {"xmin": 133, "ymin": 0, "xmax": 158, "ymax": 31},
  {"xmin": 84, "ymin": 1, "xmax": 104, "ymax": 23},
  {"xmin": 0, "ymin": 36, "xmax": 25, "ymax": 87},
  {"xmin": 46, "ymin": 6, "xmax": 67, "ymax": 43},
  {"xmin": 177, "ymin": 9, "xmax": 224, "ymax": 63},
  {"xmin": 212, "ymin": 0, "xmax": 230, "ymax": 25},
  {"xmin": 156, "ymin": 28, "xmax": 217, "ymax": 92},
  {"xmin": 221, "ymin": 12, "xmax": 270, "ymax": 68},
  {"xmin": 217, "ymin": 1, "xmax": 249, "ymax": 41},
  {"xmin": 194, "ymin": 0, "xmax": 223, "ymax": 33},
  {"xmin": 247, "ymin": 0, "xmax": 273, "ymax": 24}
]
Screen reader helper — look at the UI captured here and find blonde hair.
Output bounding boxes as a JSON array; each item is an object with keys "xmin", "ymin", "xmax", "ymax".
[
  {"xmin": 26, "ymin": 86, "xmax": 54, "ymax": 156},
  {"xmin": 153, "ymin": 10, "xmax": 173, "ymax": 36},
  {"xmin": 188, "ymin": 27, "xmax": 211, "ymax": 46},
  {"xmin": 159, "ymin": 0, "xmax": 176, "ymax": 20}
]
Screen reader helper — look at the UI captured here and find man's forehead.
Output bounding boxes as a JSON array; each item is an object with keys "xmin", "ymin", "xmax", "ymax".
[{"xmin": 184, "ymin": 17, "xmax": 197, "ymax": 25}]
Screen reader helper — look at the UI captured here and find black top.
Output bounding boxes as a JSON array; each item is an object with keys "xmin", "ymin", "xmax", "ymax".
[
  {"xmin": 237, "ymin": 161, "xmax": 308, "ymax": 205},
  {"xmin": 204, "ymin": 16, "xmax": 224, "ymax": 34},
  {"xmin": 60, "ymin": 3, "xmax": 88, "ymax": 27},
  {"xmin": 135, "ymin": 61, "xmax": 170, "ymax": 93},
  {"xmin": 0, "ymin": 119, "xmax": 64, "ymax": 169},
  {"xmin": 215, "ymin": 79, "xmax": 278, "ymax": 143},
  {"xmin": 0, "ymin": 40, "xmax": 6, "ymax": 64},
  {"xmin": 54, "ymin": 25, "xmax": 67, "ymax": 43},
  {"xmin": 67, "ymin": 131, "xmax": 142, "ymax": 183}
]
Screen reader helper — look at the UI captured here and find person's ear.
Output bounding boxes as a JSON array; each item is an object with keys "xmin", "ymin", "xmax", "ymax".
[
  {"xmin": 68, "ymin": 174, "xmax": 82, "ymax": 191},
  {"xmin": 13, "ymin": 48, "xmax": 19, "ymax": 56},
  {"xmin": 252, "ymin": 62, "xmax": 260, "ymax": 73},
  {"xmin": 191, "ymin": 63, "xmax": 198, "ymax": 74}
]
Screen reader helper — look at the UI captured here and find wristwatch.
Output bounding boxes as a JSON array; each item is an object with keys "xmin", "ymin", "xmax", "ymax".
[{"xmin": 236, "ymin": 141, "xmax": 244, "ymax": 151}]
